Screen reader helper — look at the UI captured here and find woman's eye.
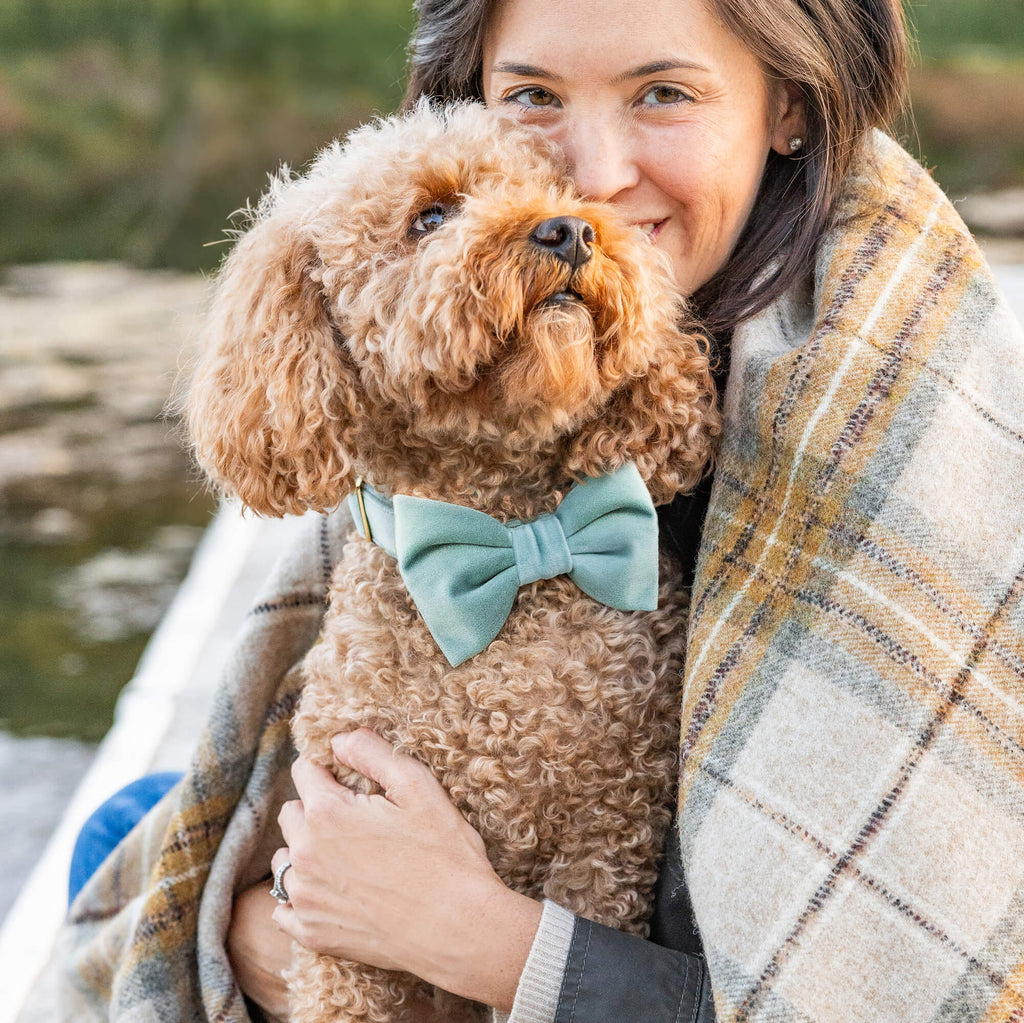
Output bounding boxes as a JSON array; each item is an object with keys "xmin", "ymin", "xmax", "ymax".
[
  {"xmin": 506, "ymin": 87, "xmax": 560, "ymax": 109},
  {"xmin": 409, "ymin": 205, "xmax": 449, "ymax": 237},
  {"xmin": 641, "ymin": 85, "xmax": 692, "ymax": 106}
]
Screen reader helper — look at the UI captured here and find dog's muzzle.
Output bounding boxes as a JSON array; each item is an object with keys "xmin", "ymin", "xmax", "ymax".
[{"xmin": 530, "ymin": 216, "xmax": 595, "ymax": 273}]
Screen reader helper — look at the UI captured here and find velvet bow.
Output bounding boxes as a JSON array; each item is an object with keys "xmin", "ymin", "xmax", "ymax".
[{"xmin": 391, "ymin": 462, "xmax": 660, "ymax": 666}]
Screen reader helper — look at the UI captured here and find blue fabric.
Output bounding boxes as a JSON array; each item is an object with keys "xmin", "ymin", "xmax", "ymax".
[{"xmin": 68, "ymin": 771, "xmax": 183, "ymax": 907}]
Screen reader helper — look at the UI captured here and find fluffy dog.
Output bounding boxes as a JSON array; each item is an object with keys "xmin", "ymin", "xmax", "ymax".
[{"xmin": 188, "ymin": 101, "xmax": 718, "ymax": 1023}]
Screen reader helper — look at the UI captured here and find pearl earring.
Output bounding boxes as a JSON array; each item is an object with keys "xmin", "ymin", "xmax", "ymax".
[{"xmin": 789, "ymin": 136, "xmax": 804, "ymax": 154}]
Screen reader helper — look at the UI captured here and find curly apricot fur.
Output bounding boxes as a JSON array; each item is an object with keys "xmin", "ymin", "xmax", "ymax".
[{"xmin": 186, "ymin": 101, "xmax": 720, "ymax": 1023}]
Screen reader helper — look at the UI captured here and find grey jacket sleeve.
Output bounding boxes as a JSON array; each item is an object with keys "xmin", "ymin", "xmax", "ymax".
[
  {"xmin": 501, "ymin": 827, "xmax": 715, "ymax": 1023},
  {"xmin": 553, "ymin": 915, "xmax": 714, "ymax": 1023},
  {"xmin": 497, "ymin": 901, "xmax": 576, "ymax": 1023}
]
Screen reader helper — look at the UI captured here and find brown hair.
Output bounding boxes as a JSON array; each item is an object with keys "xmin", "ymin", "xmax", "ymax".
[{"xmin": 402, "ymin": 0, "xmax": 909, "ymax": 335}]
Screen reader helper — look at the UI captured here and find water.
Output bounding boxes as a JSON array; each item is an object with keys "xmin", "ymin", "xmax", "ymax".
[
  {"xmin": 0, "ymin": 262, "xmax": 215, "ymax": 924},
  {"xmin": 0, "ymin": 262, "xmax": 216, "ymax": 741},
  {"xmin": 0, "ymin": 475, "xmax": 217, "ymax": 927},
  {"xmin": 1, "ymin": 479, "xmax": 214, "ymax": 740}
]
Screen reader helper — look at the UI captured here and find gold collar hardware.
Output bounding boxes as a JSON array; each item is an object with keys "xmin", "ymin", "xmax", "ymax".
[{"xmin": 354, "ymin": 477, "xmax": 373, "ymax": 543}]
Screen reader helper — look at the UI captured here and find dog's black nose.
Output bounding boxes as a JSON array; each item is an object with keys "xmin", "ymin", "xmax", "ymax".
[{"xmin": 530, "ymin": 216, "xmax": 595, "ymax": 272}]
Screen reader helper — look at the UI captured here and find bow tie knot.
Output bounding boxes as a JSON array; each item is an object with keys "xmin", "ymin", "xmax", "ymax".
[
  {"xmin": 347, "ymin": 462, "xmax": 661, "ymax": 666},
  {"xmin": 509, "ymin": 514, "xmax": 573, "ymax": 587}
]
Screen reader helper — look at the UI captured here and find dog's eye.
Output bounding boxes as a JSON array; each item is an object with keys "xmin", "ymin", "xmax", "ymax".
[{"xmin": 409, "ymin": 205, "xmax": 450, "ymax": 238}]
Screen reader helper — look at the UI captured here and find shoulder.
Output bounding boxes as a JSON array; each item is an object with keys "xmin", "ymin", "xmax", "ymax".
[{"xmin": 721, "ymin": 129, "xmax": 1021, "ymax": 439}]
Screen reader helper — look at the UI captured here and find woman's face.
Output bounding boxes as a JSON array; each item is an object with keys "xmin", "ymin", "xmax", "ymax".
[{"xmin": 482, "ymin": 0, "xmax": 804, "ymax": 296}]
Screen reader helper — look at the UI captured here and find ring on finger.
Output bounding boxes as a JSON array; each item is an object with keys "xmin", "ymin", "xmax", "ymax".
[{"xmin": 270, "ymin": 860, "xmax": 292, "ymax": 905}]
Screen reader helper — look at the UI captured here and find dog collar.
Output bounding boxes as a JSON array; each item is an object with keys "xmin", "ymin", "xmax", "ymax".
[{"xmin": 346, "ymin": 463, "xmax": 660, "ymax": 667}]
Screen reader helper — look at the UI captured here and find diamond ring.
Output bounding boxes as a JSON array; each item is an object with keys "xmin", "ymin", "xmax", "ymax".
[{"xmin": 270, "ymin": 860, "xmax": 292, "ymax": 905}]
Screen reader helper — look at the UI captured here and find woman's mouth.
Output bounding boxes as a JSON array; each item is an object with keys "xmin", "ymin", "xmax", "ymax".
[{"xmin": 635, "ymin": 219, "xmax": 667, "ymax": 243}]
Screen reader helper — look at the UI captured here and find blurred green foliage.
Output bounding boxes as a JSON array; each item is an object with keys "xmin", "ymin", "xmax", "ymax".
[
  {"xmin": 0, "ymin": 0, "xmax": 412, "ymax": 73},
  {"xmin": 0, "ymin": 0, "xmax": 1020, "ymax": 274},
  {"xmin": 910, "ymin": 0, "xmax": 1023, "ymax": 58},
  {"xmin": 0, "ymin": 0, "xmax": 414, "ymax": 271}
]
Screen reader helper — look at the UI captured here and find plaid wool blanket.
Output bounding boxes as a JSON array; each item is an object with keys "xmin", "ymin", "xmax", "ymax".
[
  {"xmin": 680, "ymin": 132, "xmax": 1024, "ymax": 1022},
  {"xmin": 54, "ymin": 131, "xmax": 1023, "ymax": 1022}
]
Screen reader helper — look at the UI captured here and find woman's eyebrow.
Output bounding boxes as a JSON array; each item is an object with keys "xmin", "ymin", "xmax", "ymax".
[
  {"xmin": 489, "ymin": 59, "xmax": 708, "ymax": 84},
  {"xmin": 612, "ymin": 59, "xmax": 709, "ymax": 83},
  {"xmin": 490, "ymin": 61, "xmax": 563, "ymax": 82}
]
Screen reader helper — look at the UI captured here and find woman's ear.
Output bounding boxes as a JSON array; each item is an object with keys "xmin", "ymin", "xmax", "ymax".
[
  {"xmin": 566, "ymin": 330, "xmax": 720, "ymax": 506},
  {"xmin": 770, "ymin": 80, "xmax": 808, "ymax": 157},
  {"xmin": 186, "ymin": 210, "xmax": 364, "ymax": 516}
]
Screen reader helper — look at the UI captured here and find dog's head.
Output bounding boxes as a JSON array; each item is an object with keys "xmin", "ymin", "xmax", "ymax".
[{"xmin": 187, "ymin": 101, "xmax": 718, "ymax": 515}]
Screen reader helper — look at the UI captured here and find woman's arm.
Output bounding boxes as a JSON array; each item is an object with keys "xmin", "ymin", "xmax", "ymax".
[{"xmin": 262, "ymin": 729, "xmax": 713, "ymax": 1022}]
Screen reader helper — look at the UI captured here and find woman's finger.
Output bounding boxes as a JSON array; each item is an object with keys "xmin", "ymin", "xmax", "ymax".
[
  {"xmin": 271, "ymin": 899, "xmax": 297, "ymax": 937},
  {"xmin": 289, "ymin": 753, "xmax": 350, "ymax": 805},
  {"xmin": 276, "ymin": 798, "xmax": 304, "ymax": 843},
  {"xmin": 330, "ymin": 728, "xmax": 437, "ymax": 808},
  {"xmin": 269, "ymin": 847, "xmax": 295, "ymax": 907}
]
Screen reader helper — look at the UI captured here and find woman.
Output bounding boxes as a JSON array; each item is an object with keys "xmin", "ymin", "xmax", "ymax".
[{"xmin": 60, "ymin": 0, "xmax": 1024, "ymax": 1021}]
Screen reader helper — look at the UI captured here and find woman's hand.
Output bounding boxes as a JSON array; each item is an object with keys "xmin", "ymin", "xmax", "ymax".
[
  {"xmin": 272, "ymin": 728, "xmax": 543, "ymax": 1012},
  {"xmin": 226, "ymin": 878, "xmax": 293, "ymax": 1021}
]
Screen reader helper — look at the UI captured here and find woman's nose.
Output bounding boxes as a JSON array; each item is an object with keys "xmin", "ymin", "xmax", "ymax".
[{"xmin": 561, "ymin": 120, "xmax": 640, "ymax": 202}]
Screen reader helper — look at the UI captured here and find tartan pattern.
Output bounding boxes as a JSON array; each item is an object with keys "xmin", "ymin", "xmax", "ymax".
[
  {"xmin": 55, "ymin": 511, "xmax": 347, "ymax": 1021},
  {"xmin": 679, "ymin": 131, "xmax": 1024, "ymax": 1023}
]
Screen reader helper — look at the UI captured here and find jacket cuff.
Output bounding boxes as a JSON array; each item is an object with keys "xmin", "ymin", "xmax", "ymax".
[
  {"xmin": 554, "ymin": 916, "xmax": 714, "ymax": 1023},
  {"xmin": 494, "ymin": 899, "xmax": 575, "ymax": 1023}
]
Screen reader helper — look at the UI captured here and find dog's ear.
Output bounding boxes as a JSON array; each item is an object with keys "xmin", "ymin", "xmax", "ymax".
[
  {"xmin": 566, "ymin": 332, "xmax": 720, "ymax": 506},
  {"xmin": 186, "ymin": 211, "xmax": 363, "ymax": 516}
]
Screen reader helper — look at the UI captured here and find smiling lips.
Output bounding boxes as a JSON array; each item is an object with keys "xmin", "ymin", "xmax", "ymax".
[{"xmin": 635, "ymin": 219, "xmax": 667, "ymax": 241}]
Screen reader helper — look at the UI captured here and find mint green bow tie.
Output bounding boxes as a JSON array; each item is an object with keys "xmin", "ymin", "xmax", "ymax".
[{"xmin": 348, "ymin": 463, "xmax": 660, "ymax": 666}]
